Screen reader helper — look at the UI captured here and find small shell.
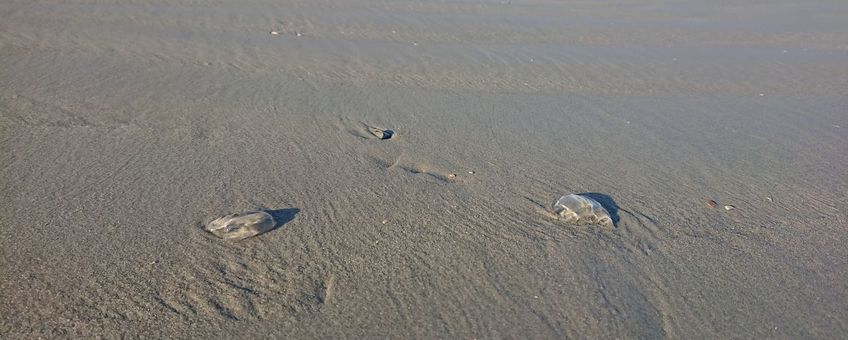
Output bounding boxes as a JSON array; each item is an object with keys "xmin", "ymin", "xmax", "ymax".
[
  {"xmin": 724, "ymin": 205, "xmax": 736, "ymax": 211},
  {"xmin": 270, "ymin": 31, "xmax": 279, "ymax": 35}
]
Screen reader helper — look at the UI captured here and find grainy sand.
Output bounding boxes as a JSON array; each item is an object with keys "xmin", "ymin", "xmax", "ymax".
[{"xmin": 1, "ymin": 0, "xmax": 847, "ymax": 338}]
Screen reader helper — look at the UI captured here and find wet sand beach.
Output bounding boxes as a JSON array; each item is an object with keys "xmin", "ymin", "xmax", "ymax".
[{"xmin": 1, "ymin": 0, "xmax": 847, "ymax": 338}]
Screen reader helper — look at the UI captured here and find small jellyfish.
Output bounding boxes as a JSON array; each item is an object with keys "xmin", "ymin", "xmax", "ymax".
[
  {"xmin": 205, "ymin": 211, "xmax": 276, "ymax": 240},
  {"xmin": 706, "ymin": 199, "xmax": 718, "ymax": 208},
  {"xmin": 552, "ymin": 194, "xmax": 613, "ymax": 226},
  {"xmin": 368, "ymin": 126, "xmax": 394, "ymax": 140}
]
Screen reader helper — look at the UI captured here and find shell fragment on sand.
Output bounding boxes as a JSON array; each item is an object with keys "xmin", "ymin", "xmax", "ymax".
[
  {"xmin": 553, "ymin": 194, "xmax": 613, "ymax": 226},
  {"xmin": 205, "ymin": 211, "xmax": 276, "ymax": 240}
]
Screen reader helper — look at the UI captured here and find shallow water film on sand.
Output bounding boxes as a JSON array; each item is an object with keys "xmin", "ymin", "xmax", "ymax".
[{"xmin": 1, "ymin": 0, "xmax": 846, "ymax": 338}]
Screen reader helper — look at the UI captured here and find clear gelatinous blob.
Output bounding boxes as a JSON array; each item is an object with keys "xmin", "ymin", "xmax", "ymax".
[
  {"xmin": 368, "ymin": 126, "xmax": 394, "ymax": 140},
  {"xmin": 205, "ymin": 211, "xmax": 276, "ymax": 240},
  {"xmin": 552, "ymin": 194, "xmax": 612, "ymax": 226}
]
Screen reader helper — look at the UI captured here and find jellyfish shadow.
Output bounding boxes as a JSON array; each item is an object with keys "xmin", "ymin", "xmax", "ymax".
[
  {"xmin": 265, "ymin": 208, "xmax": 300, "ymax": 232},
  {"xmin": 579, "ymin": 193, "xmax": 621, "ymax": 226}
]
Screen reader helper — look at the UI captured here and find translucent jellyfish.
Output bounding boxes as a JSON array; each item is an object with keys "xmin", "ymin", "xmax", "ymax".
[
  {"xmin": 368, "ymin": 126, "xmax": 394, "ymax": 140},
  {"xmin": 205, "ymin": 211, "xmax": 276, "ymax": 240},
  {"xmin": 552, "ymin": 194, "xmax": 613, "ymax": 226}
]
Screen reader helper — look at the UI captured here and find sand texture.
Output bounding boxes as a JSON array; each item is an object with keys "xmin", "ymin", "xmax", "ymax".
[{"xmin": 1, "ymin": 0, "xmax": 847, "ymax": 338}]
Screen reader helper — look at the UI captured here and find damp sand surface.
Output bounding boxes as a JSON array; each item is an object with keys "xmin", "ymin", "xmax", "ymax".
[{"xmin": 1, "ymin": 0, "xmax": 847, "ymax": 338}]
